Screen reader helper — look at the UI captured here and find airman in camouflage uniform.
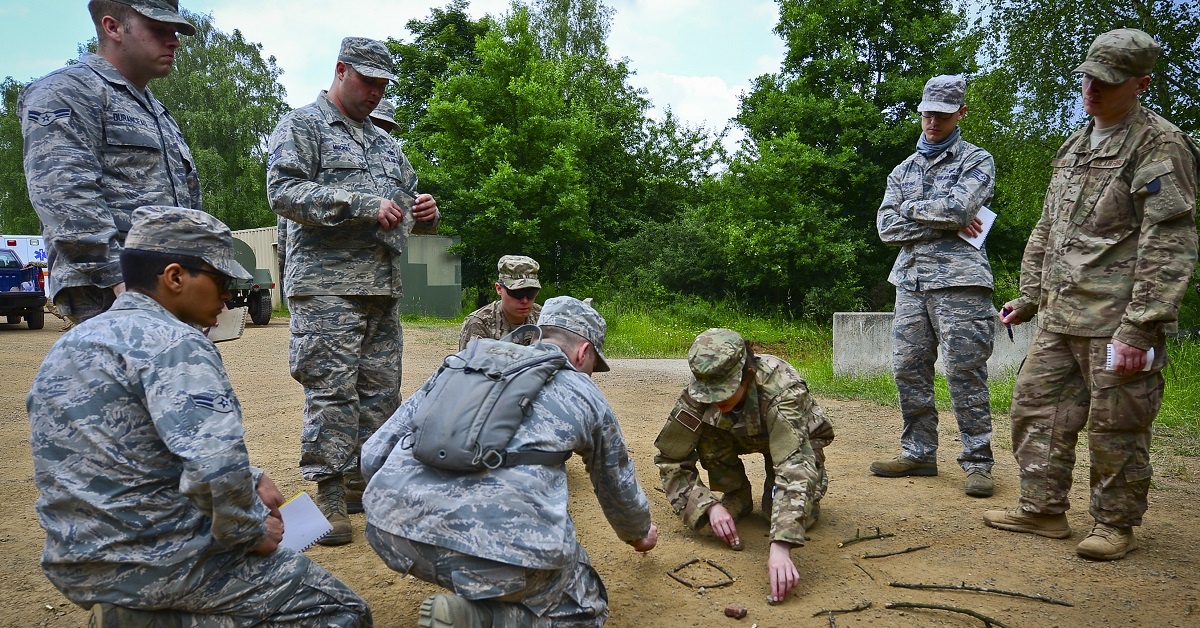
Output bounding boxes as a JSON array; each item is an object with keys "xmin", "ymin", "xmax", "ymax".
[
  {"xmin": 19, "ymin": 0, "xmax": 203, "ymax": 324},
  {"xmin": 654, "ymin": 328, "xmax": 835, "ymax": 604},
  {"xmin": 27, "ymin": 206, "xmax": 370, "ymax": 625},
  {"xmin": 267, "ymin": 37, "xmax": 440, "ymax": 544},
  {"xmin": 986, "ymin": 29, "xmax": 1200, "ymax": 561},
  {"xmin": 363, "ymin": 297, "xmax": 657, "ymax": 626},
  {"xmin": 873, "ymin": 75, "xmax": 998, "ymax": 497},
  {"xmin": 459, "ymin": 255, "xmax": 544, "ymax": 349}
]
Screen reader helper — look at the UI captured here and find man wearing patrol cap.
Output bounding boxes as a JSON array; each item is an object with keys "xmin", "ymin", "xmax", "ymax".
[
  {"xmin": 653, "ymin": 328, "xmax": 835, "ymax": 604},
  {"xmin": 28, "ymin": 207, "xmax": 371, "ymax": 625},
  {"xmin": 362, "ymin": 296, "xmax": 656, "ymax": 626},
  {"xmin": 268, "ymin": 36, "xmax": 441, "ymax": 545},
  {"xmin": 873, "ymin": 74, "xmax": 998, "ymax": 498},
  {"xmin": 459, "ymin": 255, "xmax": 544, "ymax": 349},
  {"xmin": 988, "ymin": 29, "xmax": 1200, "ymax": 560},
  {"xmin": 20, "ymin": 0, "xmax": 203, "ymax": 326}
]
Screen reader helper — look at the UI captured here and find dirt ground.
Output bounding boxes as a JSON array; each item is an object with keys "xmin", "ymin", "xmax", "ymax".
[{"xmin": 2, "ymin": 318, "xmax": 1198, "ymax": 627}]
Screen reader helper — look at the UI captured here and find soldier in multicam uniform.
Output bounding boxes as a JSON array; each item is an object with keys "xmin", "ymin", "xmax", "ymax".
[
  {"xmin": 267, "ymin": 37, "xmax": 440, "ymax": 545},
  {"xmin": 872, "ymin": 75, "xmax": 998, "ymax": 498},
  {"xmin": 653, "ymin": 328, "xmax": 835, "ymax": 604},
  {"xmin": 27, "ymin": 206, "xmax": 371, "ymax": 626},
  {"xmin": 985, "ymin": 29, "xmax": 1200, "ymax": 561},
  {"xmin": 362, "ymin": 296, "xmax": 658, "ymax": 627},
  {"xmin": 19, "ymin": 0, "xmax": 203, "ymax": 325},
  {"xmin": 459, "ymin": 255, "xmax": 543, "ymax": 349}
]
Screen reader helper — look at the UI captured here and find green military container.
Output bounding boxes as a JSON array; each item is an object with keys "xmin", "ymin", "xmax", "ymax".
[{"xmin": 228, "ymin": 238, "xmax": 275, "ymax": 325}]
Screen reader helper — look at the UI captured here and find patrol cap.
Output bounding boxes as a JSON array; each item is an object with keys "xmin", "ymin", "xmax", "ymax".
[
  {"xmin": 686, "ymin": 328, "xmax": 748, "ymax": 404},
  {"xmin": 370, "ymin": 99, "xmax": 398, "ymax": 130},
  {"xmin": 537, "ymin": 296, "xmax": 609, "ymax": 372},
  {"xmin": 110, "ymin": 0, "xmax": 196, "ymax": 36},
  {"xmin": 125, "ymin": 206, "xmax": 252, "ymax": 280},
  {"xmin": 497, "ymin": 255, "xmax": 541, "ymax": 290},
  {"xmin": 1073, "ymin": 28, "xmax": 1160, "ymax": 83},
  {"xmin": 918, "ymin": 75, "xmax": 965, "ymax": 113},
  {"xmin": 338, "ymin": 37, "xmax": 396, "ymax": 82}
]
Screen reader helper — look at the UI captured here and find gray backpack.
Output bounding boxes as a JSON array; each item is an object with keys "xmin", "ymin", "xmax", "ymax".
[{"xmin": 407, "ymin": 326, "xmax": 573, "ymax": 471}]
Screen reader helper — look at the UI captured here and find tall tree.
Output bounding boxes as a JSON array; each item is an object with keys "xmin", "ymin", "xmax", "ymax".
[
  {"xmin": 0, "ymin": 77, "xmax": 38, "ymax": 234},
  {"xmin": 529, "ymin": 0, "xmax": 613, "ymax": 60}
]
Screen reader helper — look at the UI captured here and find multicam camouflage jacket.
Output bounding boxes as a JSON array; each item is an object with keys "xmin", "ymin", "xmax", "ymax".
[
  {"xmin": 877, "ymin": 136, "xmax": 996, "ymax": 291},
  {"xmin": 458, "ymin": 301, "xmax": 543, "ymax": 349},
  {"xmin": 19, "ymin": 53, "xmax": 202, "ymax": 301},
  {"xmin": 27, "ymin": 292, "xmax": 278, "ymax": 608},
  {"xmin": 653, "ymin": 355, "xmax": 835, "ymax": 547},
  {"xmin": 1010, "ymin": 103, "xmax": 1199, "ymax": 349},
  {"xmin": 267, "ymin": 91, "xmax": 436, "ymax": 297},
  {"xmin": 361, "ymin": 344, "xmax": 652, "ymax": 570}
]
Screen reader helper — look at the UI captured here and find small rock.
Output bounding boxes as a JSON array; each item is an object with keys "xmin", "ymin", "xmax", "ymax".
[{"xmin": 724, "ymin": 604, "xmax": 748, "ymax": 619}]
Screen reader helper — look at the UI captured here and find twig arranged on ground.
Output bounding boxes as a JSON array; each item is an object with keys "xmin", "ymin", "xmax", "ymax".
[
  {"xmin": 885, "ymin": 602, "xmax": 1010, "ymax": 628},
  {"xmin": 812, "ymin": 601, "xmax": 873, "ymax": 618},
  {"xmin": 838, "ymin": 527, "xmax": 895, "ymax": 548},
  {"xmin": 863, "ymin": 545, "xmax": 930, "ymax": 559},
  {"xmin": 889, "ymin": 581, "xmax": 1073, "ymax": 607},
  {"xmin": 827, "ymin": 612, "xmax": 835, "ymax": 627},
  {"xmin": 851, "ymin": 561, "xmax": 875, "ymax": 581},
  {"xmin": 666, "ymin": 557, "xmax": 734, "ymax": 589}
]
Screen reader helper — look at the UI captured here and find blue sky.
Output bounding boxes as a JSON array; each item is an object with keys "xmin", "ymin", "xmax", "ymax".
[{"xmin": 1, "ymin": 0, "xmax": 786, "ymax": 142}]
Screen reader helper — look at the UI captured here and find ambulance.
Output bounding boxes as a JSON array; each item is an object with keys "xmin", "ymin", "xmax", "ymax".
[{"xmin": 1, "ymin": 235, "xmax": 50, "ymax": 296}]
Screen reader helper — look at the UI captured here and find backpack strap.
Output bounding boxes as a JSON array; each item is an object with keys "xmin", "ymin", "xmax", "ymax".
[{"xmin": 490, "ymin": 449, "xmax": 573, "ymax": 469}]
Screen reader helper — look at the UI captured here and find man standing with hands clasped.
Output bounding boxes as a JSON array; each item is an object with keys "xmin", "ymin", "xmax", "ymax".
[{"xmin": 985, "ymin": 29, "xmax": 1199, "ymax": 561}]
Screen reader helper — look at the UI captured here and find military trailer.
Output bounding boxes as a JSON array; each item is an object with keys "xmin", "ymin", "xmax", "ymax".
[{"xmin": 227, "ymin": 238, "xmax": 275, "ymax": 325}]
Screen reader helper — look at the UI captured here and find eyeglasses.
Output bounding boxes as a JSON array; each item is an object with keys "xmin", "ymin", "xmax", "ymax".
[
  {"xmin": 182, "ymin": 266, "xmax": 232, "ymax": 292},
  {"xmin": 504, "ymin": 287, "xmax": 539, "ymax": 302},
  {"xmin": 920, "ymin": 111, "xmax": 958, "ymax": 121}
]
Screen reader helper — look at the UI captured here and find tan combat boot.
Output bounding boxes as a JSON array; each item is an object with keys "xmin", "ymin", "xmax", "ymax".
[
  {"xmin": 345, "ymin": 470, "xmax": 366, "ymax": 515},
  {"xmin": 316, "ymin": 477, "xmax": 352, "ymax": 546},
  {"xmin": 1076, "ymin": 523, "xmax": 1136, "ymax": 560},
  {"xmin": 869, "ymin": 455, "xmax": 938, "ymax": 477},
  {"xmin": 982, "ymin": 507, "xmax": 1071, "ymax": 539},
  {"xmin": 965, "ymin": 468, "xmax": 994, "ymax": 497}
]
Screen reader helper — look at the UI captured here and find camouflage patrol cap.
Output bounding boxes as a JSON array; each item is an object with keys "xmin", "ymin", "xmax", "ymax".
[
  {"xmin": 369, "ymin": 99, "xmax": 398, "ymax": 130},
  {"xmin": 686, "ymin": 328, "xmax": 747, "ymax": 404},
  {"xmin": 497, "ymin": 255, "xmax": 541, "ymax": 290},
  {"xmin": 918, "ymin": 75, "xmax": 965, "ymax": 113},
  {"xmin": 111, "ymin": 0, "xmax": 196, "ymax": 36},
  {"xmin": 1073, "ymin": 28, "xmax": 1160, "ymax": 83},
  {"xmin": 537, "ymin": 296, "xmax": 609, "ymax": 372},
  {"xmin": 338, "ymin": 37, "xmax": 396, "ymax": 82},
  {"xmin": 125, "ymin": 206, "xmax": 252, "ymax": 280}
]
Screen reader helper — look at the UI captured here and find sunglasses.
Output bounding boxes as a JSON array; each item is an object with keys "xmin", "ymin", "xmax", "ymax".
[
  {"xmin": 182, "ymin": 266, "xmax": 233, "ymax": 292},
  {"xmin": 504, "ymin": 287, "xmax": 539, "ymax": 301}
]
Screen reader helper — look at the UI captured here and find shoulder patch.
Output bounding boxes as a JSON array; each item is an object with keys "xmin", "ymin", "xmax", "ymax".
[
  {"xmin": 191, "ymin": 392, "xmax": 235, "ymax": 413},
  {"xmin": 672, "ymin": 407, "xmax": 701, "ymax": 432},
  {"xmin": 28, "ymin": 108, "xmax": 70, "ymax": 127}
]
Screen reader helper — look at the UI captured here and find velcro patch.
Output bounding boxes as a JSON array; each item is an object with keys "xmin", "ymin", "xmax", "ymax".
[
  {"xmin": 28, "ymin": 108, "xmax": 70, "ymax": 126},
  {"xmin": 191, "ymin": 392, "xmax": 234, "ymax": 413},
  {"xmin": 672, "ymin": 408, "xmax": 701, "ymax": 432}
]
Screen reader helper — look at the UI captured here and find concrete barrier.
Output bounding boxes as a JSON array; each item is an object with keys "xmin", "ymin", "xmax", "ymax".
[{"xmin": 832, "ymin": 311, "xmax": 1035, "ymax": 378}]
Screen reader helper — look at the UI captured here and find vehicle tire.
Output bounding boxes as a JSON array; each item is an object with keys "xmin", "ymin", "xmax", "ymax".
[
  {"xmin": 7, "ymin": 314, "xmax": 21, "ymax": 325},
  {"xmin": 27, "ymin": 308, "xmax": 45, "ymax": 330},
  {"xmin": 249, "ymin": 290, "xmax": 272, "ymax": 325}
]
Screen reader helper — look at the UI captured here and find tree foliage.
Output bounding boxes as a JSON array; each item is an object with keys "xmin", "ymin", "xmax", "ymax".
[{"xmin": 0, "ymin": 77, "xmax": 38, "ymax": 234}]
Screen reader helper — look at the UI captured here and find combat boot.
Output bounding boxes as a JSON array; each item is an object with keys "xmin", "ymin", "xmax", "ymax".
[
  {"xmin": 88, "ymin": 603, "xmax": 184, "ymax": 627},
  {"xmin": 316, "ymin": 477, "xmax": 353, "ymax": 546},
  {"xmin": 964, "ymin": 468, "xmax": 994, "ymax": 497},
  {"xmin": 869, "ymin": 455, "xmax": 937, "ymax": 477},
  {"xmin": 1076, "ymin": 523, "xmax": 1136, "ymax": 560},
  {"xmin": 982, "ymin": 507, "xmax": 1071, "ymax": 539},
  {"xmin": 418, "ymin": 594, "xmax": 493, "ymax": 628},
  {"xmin": 345, "ymin": 470, "xmax": 366, "ymax": 515}
]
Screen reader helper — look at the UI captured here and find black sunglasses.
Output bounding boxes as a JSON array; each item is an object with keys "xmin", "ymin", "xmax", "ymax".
[
  {"xmin": 504, "ymin": 287, "xmax": 539, "ymax": 301},
  {"xmin": 182, "ymin": 266, "xmax": 233, "ymax": 292}
]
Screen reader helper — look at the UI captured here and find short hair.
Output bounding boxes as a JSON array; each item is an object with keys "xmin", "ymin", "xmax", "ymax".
[
  {"xmin": 120, "ymin": 249, "xmax": 209, "ymax": 293},
  {"xmin": 88, "ymin": 0, "xmax": 137, "ymax": 42},
  {"xmin": 539, "ymin": 325, "xmax": 588, "ymax": 355}
]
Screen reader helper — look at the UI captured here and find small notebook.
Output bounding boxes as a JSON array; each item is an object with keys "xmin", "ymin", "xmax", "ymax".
[
  {"xmin": 1105, "ymin": 344, "xmax": 1154, "ymax": 372},
  {"xmin": 957, "ymin": 206, "xmax": 997, "ymax": 250},
  {"xmin": 205, "ymin": 307, "xmax": 247, "ymax": 343},
  {"xmin": 279, "ymin": 492, "xmax": 333, "ymax": 552}
]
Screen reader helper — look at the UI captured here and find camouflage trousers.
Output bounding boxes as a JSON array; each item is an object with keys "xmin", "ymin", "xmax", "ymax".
[
  {"xmin": 55, "ymin": 284, "xmax": 118, "ymax": 324},
  {"xmin": 80, "ymin": 548, "xmax": 370, "ymax": 626},
  {"xmin": 289, "ymin": 295, "xmax": 403, "ymax": 482},
  {"xmin": 697, "ymin": 427, "xmax": 827, "ymax": 530},
  {"xmin": 365, "ymin": 525, "xmax": 607, "ymax": 627},
  {"xmin": 892, "ymin": 286, "xmax": 995, "ymax": 470},
  {"xmin": 1011, "ymin": 330, "xmax": 1164, "ymax": 527}
]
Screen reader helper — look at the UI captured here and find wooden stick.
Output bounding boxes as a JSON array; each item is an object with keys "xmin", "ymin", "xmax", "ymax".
[
  {"xmin": 704, "ymin": 559, "xmax": 736, "ymax": 580},
  {"xmin": 885, "ymin": 602, "xmax": 1010, "ymax": 628},
  {"xmin": 863, "ymin": 545, "xmax": 930, "ymax": 559},
  {"xmin": 671, "ymin": 558, "xmax": 698, "ymax": 571},
  {"xmin": 812, "ymin": 601, "xmax": 873, "ymax": 617},
  {"xmin": 851, "ymin": 560, "xmax": 876, "ymax": 581},
  {"xmin": 888, "ymin": 581, "xmax": 1073, "ymax": 607},
  {"xmin": 666, "ymin": 571, "xmax": 692, "ymax": 588},
  {"xmin": 838, "ymin": 527, "xmax": 895, "ymax": 548}
]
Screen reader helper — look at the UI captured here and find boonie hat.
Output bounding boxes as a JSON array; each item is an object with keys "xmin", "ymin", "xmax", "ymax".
[
  {"xmin": 1073, "ymin": 28, "xmax": 1160, "ymax": 84},
  {"xmin": 686, "ymin": 328, "xmax": 748, "ymax": 404},
  {"xmin": 918, "ymin": 75, "xmax": 965, "ymax": 113},
  {"xmin": 537, "ymin": 296, "xmax": 609, "ymax": 372},
  {"xmin": 338, "ymin": 37, "xmax": 396, "ymax": 82},
  {"xmin": 111, "ymin": 0, "xmax": 196, "ymax": 36},
  {"xmin": 370, "ymin": 99, "xmax": 398, "ymax": 130},
  {"xmin": 497, "ymin": 255, "xmax": 541, "ymax": 290},
  {"xmin": 125, "ymin": 206, "xmax": 252, "ymax": 280}
]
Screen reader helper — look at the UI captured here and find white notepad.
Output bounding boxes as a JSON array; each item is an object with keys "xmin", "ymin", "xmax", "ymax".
[
  {"xmin": 957, "ymin": 206, "xmax": 996, "ymax": 250},
  {"xmin": 1105, "ymin": 344, "xmax": 1154, "ymax": 372},
  {"xmin": 205, "ymin": 307, "xmax": 247, "ymax": 343},
  {"xmin": 279, "ymin": 492, "xmax": 333, "ymax": 552}
]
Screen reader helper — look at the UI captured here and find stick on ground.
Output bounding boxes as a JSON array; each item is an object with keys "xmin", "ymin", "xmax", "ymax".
[
  {"xmin": 863, "ymin": 545, "xmax": 930, "ymax": 559},
  {"xmin": 812, "ymin": 601, "xmax": 873, "ymax": 617},
  {"xmin": 889, "ymin": 581, "xmax": 1073, "ymax": 607},
  {"xmin": 838, "ymin": 527, "xmax": 895, "ymax": 548},
  {"xmin": 885, "ymin": 602, "xmax": 1010, "ymax": 628}
]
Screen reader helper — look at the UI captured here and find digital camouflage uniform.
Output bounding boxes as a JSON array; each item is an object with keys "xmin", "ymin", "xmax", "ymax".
[
  {"xmin": 362, "ymin": 299, "xmax": 650, "ymax": 626},
  {"xmin": 654, "ymin": 331, "xmax": 834, "ymax": 547},
  {"xmin": 27, "ymin": 210, "xmax": 367, "ymax": 626},
  {"xmin": 877, "ymin": 77, "xmax": 996, "ymax": 471},
  {"xmin": 19, "ymin": 53, "xmax": 202, "ymax": 322},
  {"xmin": 267, "ymin": 84, "xmax": 437, "ymax": 483},
  {"xmin": 1006, "ymin": 98, "xmax": 1199, "ymax": 527}
]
